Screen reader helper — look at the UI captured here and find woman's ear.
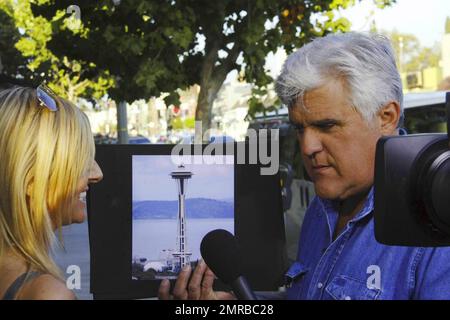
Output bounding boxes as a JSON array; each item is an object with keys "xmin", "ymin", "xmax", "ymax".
[{"xmin": 378, "ymin": 101, "xmax": 401, "ymax": 135}]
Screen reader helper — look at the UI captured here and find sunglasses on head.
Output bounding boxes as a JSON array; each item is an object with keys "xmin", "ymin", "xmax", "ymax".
[{"xmin": 36, "ymin": 84, "xmax": 58, "ymax": 112}]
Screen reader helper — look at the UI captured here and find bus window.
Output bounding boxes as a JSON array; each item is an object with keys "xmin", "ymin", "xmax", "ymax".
[{"xmin": 404, "ymin": 104, "xmax": 447, "ymax": 134}]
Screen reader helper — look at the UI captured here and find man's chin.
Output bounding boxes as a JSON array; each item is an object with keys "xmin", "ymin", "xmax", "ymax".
[{"xmin": 314, "ymin": 183, "xmax": 342, "ymax": 200}]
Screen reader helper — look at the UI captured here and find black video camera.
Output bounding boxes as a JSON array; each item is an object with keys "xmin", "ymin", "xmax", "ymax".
[{"xmin": 374, "ymin": 92, "xmax": 450, "ymax": 246}]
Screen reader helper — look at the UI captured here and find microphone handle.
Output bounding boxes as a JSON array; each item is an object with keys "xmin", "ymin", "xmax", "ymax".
[{"xmin": 231, "ymin": 276, "xmax": 258, "ymax": 300}]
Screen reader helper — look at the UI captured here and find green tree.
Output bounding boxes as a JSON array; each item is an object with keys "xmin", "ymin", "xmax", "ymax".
[
  {"xmin": 407, "ymin": 46, "xmax": 441, "ymax": 72},
  {"xmin": 384, "ymin": 30, "xmax": 420, "ymax": 73},
  {"xmin": 0, "ymin": 8, "xmax": 37, "ymax": 88},
  {"xmin": 384, "ymin": 30, "xmax": 440, "ymax": 73},
  {"xmin": 0, "ymin": 0, "xmax": 114, "ymax": 102},
  {"xmin": 1, "ymin": 0, "xmax": 395, "ymax": 140}
]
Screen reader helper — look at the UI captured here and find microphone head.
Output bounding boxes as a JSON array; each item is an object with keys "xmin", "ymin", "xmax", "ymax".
[{"xmin": 200, "ymin": 229, "xmax": 243, "ymax": 284}]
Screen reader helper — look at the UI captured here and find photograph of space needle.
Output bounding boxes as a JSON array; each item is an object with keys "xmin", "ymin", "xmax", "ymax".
[
  {"xmin": 131, "ymin": 155, "xmax": 234, "ymax": 280},
  {"xmin": 170, "ymin": 164, "xmax": 193, "ymax": 272}
]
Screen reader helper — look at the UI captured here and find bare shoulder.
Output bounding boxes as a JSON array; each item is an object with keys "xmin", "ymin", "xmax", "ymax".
[{"xmin": 20, "ymin": 274, "xmax": 76, "ymax": 300}]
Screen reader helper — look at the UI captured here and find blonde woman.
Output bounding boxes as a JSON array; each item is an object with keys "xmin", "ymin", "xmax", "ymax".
[{"xmin": 0, "ymin": 85, "xmax": 103, "ymax": 299}]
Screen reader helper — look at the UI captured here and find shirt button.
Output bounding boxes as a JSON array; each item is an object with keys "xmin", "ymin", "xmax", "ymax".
[
  {"xmin": 344, "ymin": 296, "xmax": 351, "ymax": 300},
  {"xmin": 317, "ymin": 282, "xmax": 323, "ymax": 289}
]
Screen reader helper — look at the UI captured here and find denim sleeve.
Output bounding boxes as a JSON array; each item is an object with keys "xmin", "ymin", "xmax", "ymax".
[{"xmin": 413, "ymin": 247, "xmax": 450, "ymax": 299}]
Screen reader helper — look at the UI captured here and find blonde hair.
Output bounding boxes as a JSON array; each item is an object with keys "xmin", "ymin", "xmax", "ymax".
[{"xmin": 0, "ymin": 86, "xmax": 95, "ymax": 279}]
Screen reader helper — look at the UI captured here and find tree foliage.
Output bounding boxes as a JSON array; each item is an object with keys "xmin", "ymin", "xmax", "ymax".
[
  {"xmin": 1, "ymin": 0, "xmax": 396, "ymax": 130},
  {"xmin": 383, "ymin": 30, "xmax": 440, "ymax": 73},
  {"xmin": 0, "ymin": 8, "xmax": 37, "ymax": 87},
  {"xmin": 0, "ymin": 0, "xmax": 114, "ymax": 101}
]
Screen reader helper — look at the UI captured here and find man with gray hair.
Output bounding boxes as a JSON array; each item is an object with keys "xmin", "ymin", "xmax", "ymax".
[
  {"xmin": 159, "ymin": 32, "xmax": 450, "ymax": 300},
  {"xmin": 276, "ymin": 32, "xmax": 450, "ymax": 300}
]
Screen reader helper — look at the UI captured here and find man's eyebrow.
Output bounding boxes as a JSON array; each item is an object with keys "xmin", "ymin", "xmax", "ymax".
[
  {"xmin": 309, "ymin": 118, "xmax": 343, "ymax": 127},
  {"xmin": 289, "ymin": 118, "xmax": 343, "ymax": 128}
]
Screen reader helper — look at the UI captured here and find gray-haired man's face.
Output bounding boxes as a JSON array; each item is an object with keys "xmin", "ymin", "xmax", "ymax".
[{"xmin": 288, "ymin": 79, "xmax": 382, "ymax": 201}]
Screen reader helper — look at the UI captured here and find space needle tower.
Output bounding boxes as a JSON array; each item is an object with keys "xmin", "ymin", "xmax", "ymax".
[{"xmin": 170, "ymin": 164, "xmax": 193, "ymax": 272}]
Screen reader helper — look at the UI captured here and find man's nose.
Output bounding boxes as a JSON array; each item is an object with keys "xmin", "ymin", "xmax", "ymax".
[
  {"xmin": 299, "ymin": 128, "xmax": 323, "ymax": 158},
  {"xmin": 89, "ymin": 161, "xmax": 104, "ymax": 184}
]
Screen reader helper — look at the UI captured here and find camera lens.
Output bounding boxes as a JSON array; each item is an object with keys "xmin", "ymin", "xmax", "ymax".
[
  {"xmin": 430, "ymin": 153, "xmax": 450, "ymax": 234},
  {"xmin": 414, "ymin": 139, "xmax": 450, "ymax": 237}
]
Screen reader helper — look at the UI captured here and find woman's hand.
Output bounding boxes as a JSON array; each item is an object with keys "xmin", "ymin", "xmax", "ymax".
[{"xmin": 157, "ymin": 260, "xmax": 235, "ymax": 300}]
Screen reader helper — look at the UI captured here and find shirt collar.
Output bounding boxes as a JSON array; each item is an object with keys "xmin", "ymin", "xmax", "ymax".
[{"xmin": 318, "ymin": 186, "xmax": 375, "ymax": 224}]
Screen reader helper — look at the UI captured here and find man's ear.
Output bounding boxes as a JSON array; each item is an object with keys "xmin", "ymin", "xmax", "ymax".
[{"xmin": 378, "ymin": 101, "xmax": 401, "ymax": 135}]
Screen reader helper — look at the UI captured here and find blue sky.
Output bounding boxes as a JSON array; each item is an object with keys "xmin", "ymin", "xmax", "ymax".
[
  {"xmin": 132, "ymin": 155, "xmax": 234, "ymax": 201},
  {"xmin": 341, "ymin": 0, "xmax": 450, "ymax": 47}
]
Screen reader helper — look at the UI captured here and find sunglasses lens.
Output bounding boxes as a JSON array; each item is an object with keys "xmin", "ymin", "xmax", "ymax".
[{"xmin": 37, "ymin": 86, "xmax": 58, "ymax": 111}]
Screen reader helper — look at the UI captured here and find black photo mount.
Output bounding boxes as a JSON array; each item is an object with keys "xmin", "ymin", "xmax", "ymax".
[{"xmin": 87, "ymin": 142, "xmax": 286, "ymax": 299}]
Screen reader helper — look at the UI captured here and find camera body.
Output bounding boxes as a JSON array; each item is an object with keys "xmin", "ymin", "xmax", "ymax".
[{"xmin": 374, "ymin": 92, "xmax": 450, "ymax": 246}]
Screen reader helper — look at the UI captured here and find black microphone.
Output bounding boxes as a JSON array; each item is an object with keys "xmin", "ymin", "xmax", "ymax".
[{"xmin": 200, "ymin": 229, "xmax": 257, "ymax": 300}]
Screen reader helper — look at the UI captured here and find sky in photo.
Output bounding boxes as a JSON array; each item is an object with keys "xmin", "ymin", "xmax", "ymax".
[{"xmin": 132, "ymin": 155, "xmax": 234, "ymax": 201}]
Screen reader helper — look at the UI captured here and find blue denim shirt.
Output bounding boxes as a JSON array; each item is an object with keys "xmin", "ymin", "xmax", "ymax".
[{"xmin": 286, "ymin": 187, "xmax": 450, "ymax": 300}]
